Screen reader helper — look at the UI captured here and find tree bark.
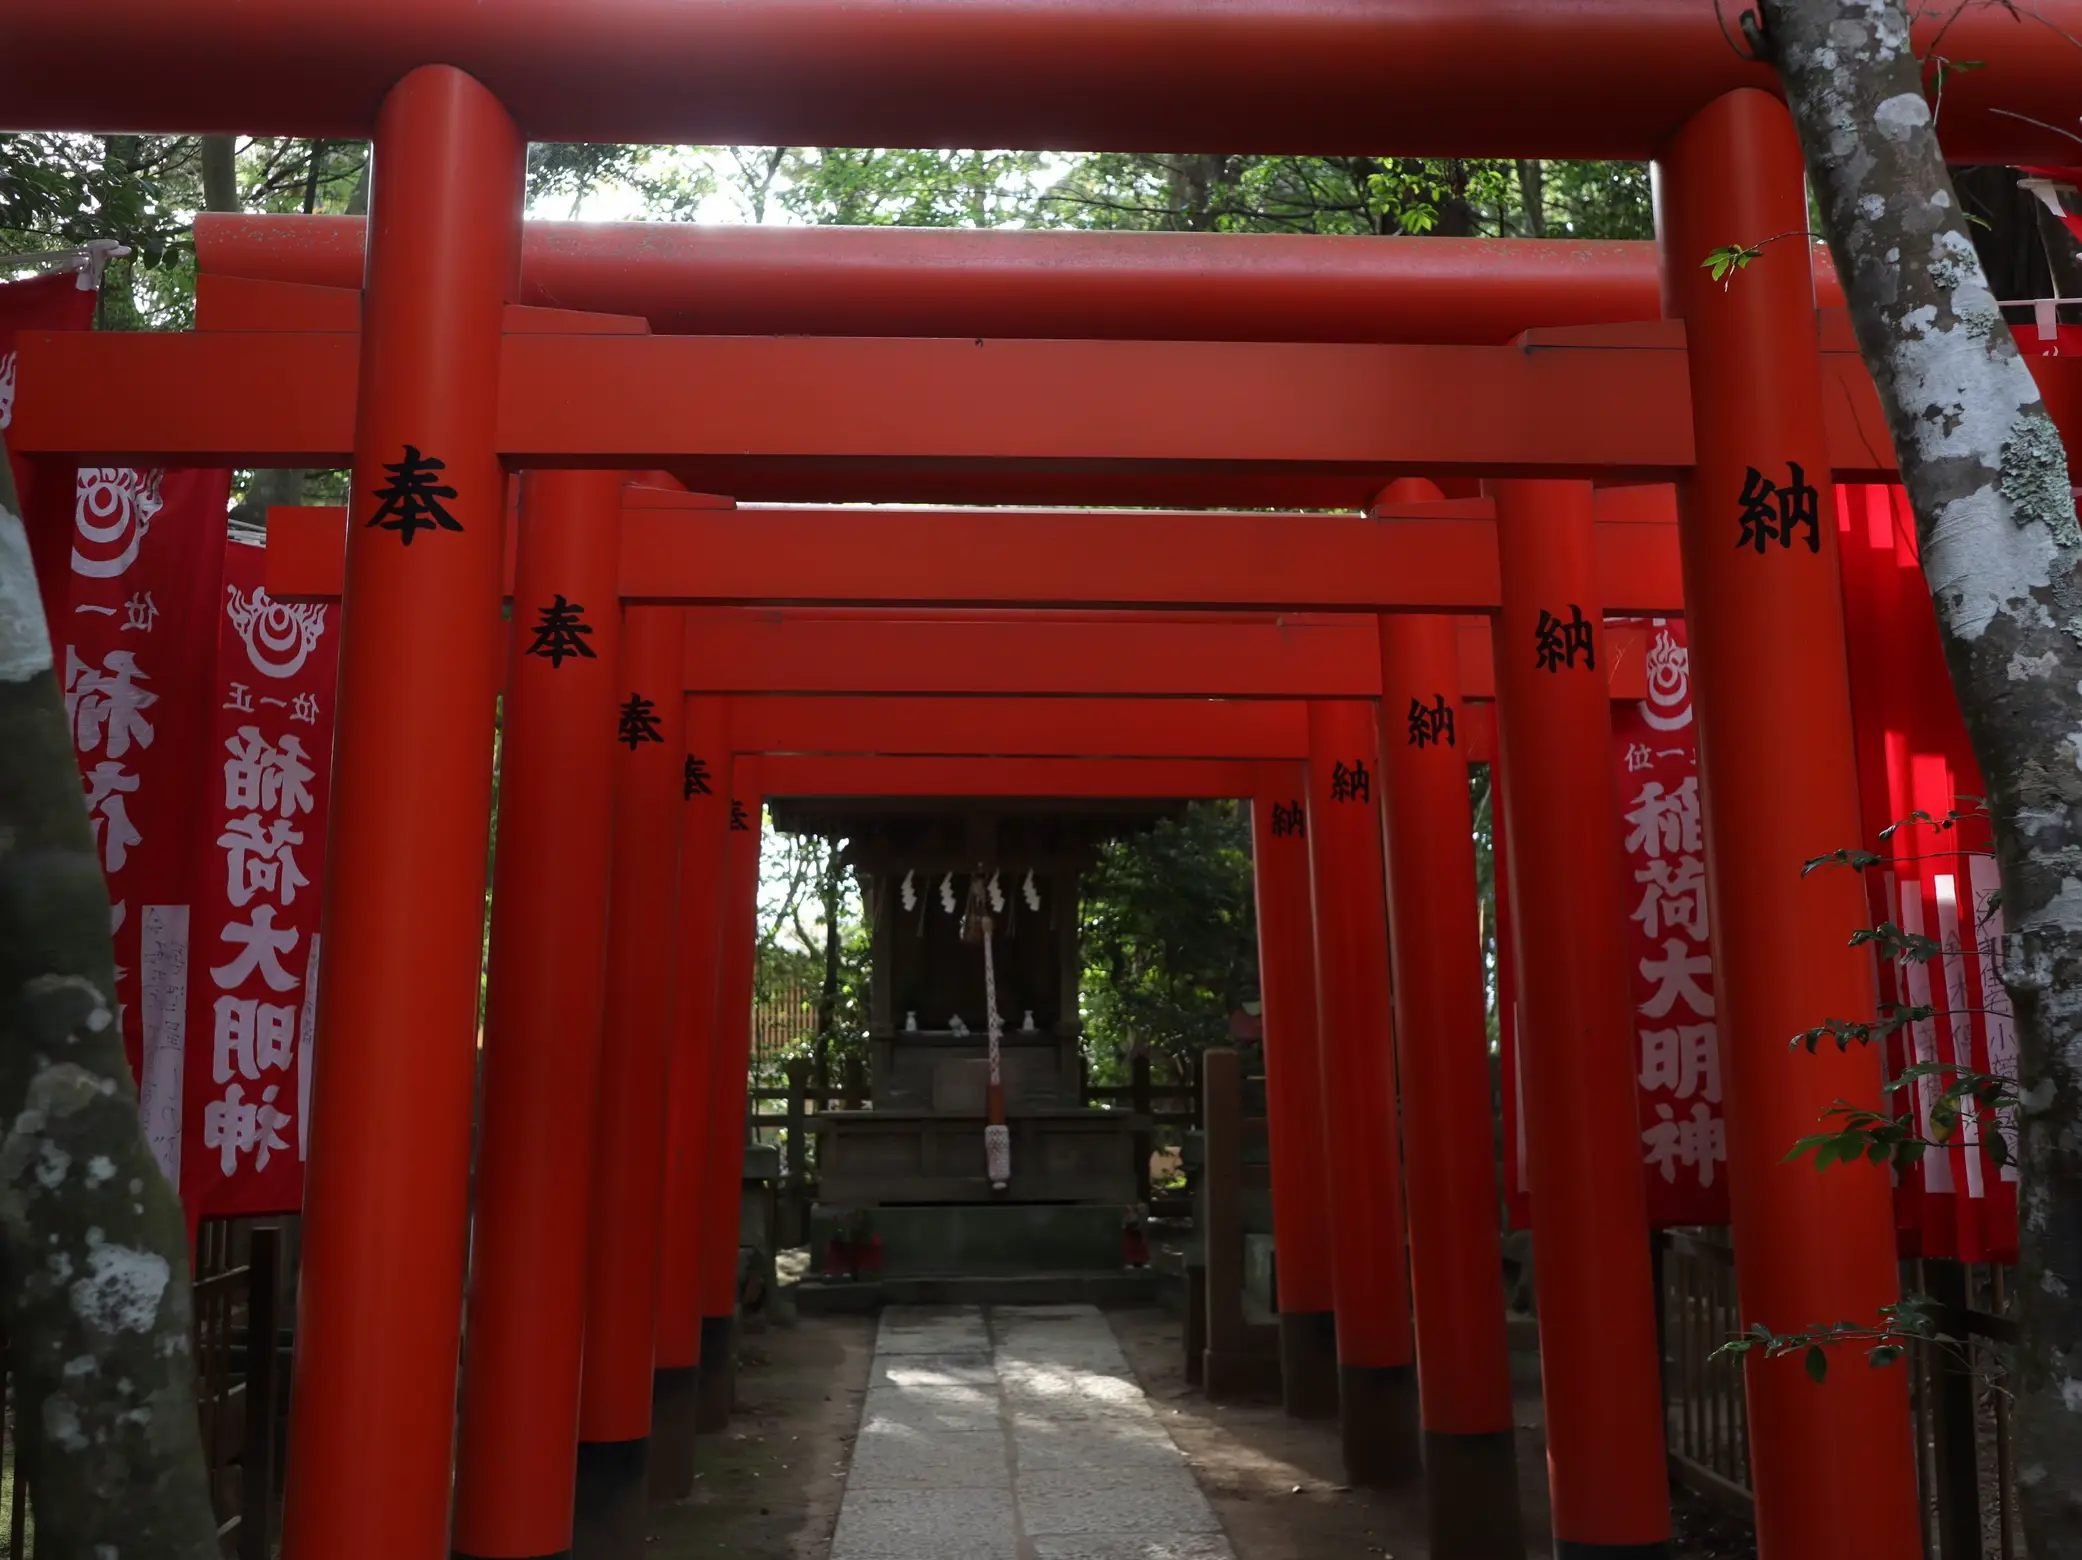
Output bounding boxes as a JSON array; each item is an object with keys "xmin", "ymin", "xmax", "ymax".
[
  {"xmin": 0, "ymin": 434, "xmax": 220, "ymax": 1556},
  {"xmin": 1762, "ymin": 3, "xmax": 2082, "ymax": 1548},
  {"xmin": 198, "ymin": 135, "xmax": 238, "ymax": 216},
  {"xmin": 1516, "ymin": 159, "xmax": 1547, "ymax": 237}
]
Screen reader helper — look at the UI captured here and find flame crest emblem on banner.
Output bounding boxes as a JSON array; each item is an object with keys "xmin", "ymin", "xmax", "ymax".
[
  {"xmin": 72, "ymin": 467, "xmax": 167, "ymax": 579},
  {"xmin": 227, "ymin": 584, "xmax": 328, "ymax": 679},
  {"xmin": 1640, "ymin": 625, "xmax": 1693, "ymax": 733}
]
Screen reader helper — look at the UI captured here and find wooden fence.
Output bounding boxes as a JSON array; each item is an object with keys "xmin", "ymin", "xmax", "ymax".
[
  {"xmin": 1660, "ymin": 1228, "xmax": 2020, "ymax": 1559},
  {"xmin": 750, "ymin": 967, "xmax": 821, "ymax": 1086}
]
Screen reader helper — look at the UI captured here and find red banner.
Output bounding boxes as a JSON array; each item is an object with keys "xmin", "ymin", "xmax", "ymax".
[
  {"xmin": 0, "ymin": 272, "xmax": 95, "ymax": 497},
  {"xmin": 1837, "ymin": 484, "xmax": 2018, "ymax": 1264},
  {"xmin": 178, "ymin": 536, "xmax": 340, "ymax": 1218},
  {"xmin": 1611, "ymin": 618, "xmax": 1728, "ymax": 1225},
  {"xmin": 63, "ymin": 467, "xmax": 230, "ymax": 1149},
  {"xmin": 1499, "ymin": 616, "xmax": 1728, "ymax": 1229}
]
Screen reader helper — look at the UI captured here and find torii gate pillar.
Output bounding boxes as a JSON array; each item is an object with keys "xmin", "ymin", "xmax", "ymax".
[
  {"xmin": 1377, "ymin": 609, "xmax": 1524, "ymax": 1559},
  {"xmin": 574, "ymin": 608, "xmax": 689, "ymax": 1556},
  {"xmin": 1488, "ymin": 478, "xmax": 1670, "ymax": 1557},
  {"xmin": 278, "ymin": 66, "xmax": 522, "ymax": 1560},
  {"xmin": 453, "ymin": 470, "xmax": 625, "ymax": 1560},
  {"xmin": 1248, "ymin": 785, "xmax": 1339, "ymax": 1419},
  {"xmin": 650, "ymin": 695, "xmax": 734, "ymax": 1500},
  {"xmin": 697, "ymin": 758, "xmax": 765, "ymax": 1431},
  {"xmin": 1303, "ymin": 699, "xmax": 1421, "ymax": 1485},
  {"xmin": 1656, "ymin": 89, "xmax": 1920, "ymax": 1559}
]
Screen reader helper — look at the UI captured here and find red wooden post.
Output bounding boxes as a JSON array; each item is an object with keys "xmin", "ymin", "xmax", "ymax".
[
  {"xmin": 1303, "ymin": 698, "xmax": 1420, "ymax": 1485},
  {"xmin": 573, "ymin": 607, "xmax": 688, "ymax": 1556},
  {"xmin": 696, "ymin": 755, "xmax": 764, "ymax": 1430},
  {"xmin": 278, "ymin": 65, "xmax": 522, "ymax": 1560},
  {"xmin": 1378, "ymin": 608, "xmax": 1524, "ymax": 1558},
  {"xmin": 648, "ymin": 695, "xmax": 732, "ymax": 1500},
  {"xmin": 1249, "ymin": 783, "xmax": 1339, "ymax": 1420},
  {"xmin": 1487, "ymin": 477, "xmax": 1669, "ymax": 1556},
  {"xmin": 1656, "ymin": 88, "xmax": 1919, "ymax": 1559},
  {"xmin": 453, "ymin": 470, "xmax": 625, "ymax": 1560}
]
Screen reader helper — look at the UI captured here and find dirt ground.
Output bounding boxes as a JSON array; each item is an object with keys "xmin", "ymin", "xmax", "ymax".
[
  {"xmin": 646, "ymin": 1308, "xmax": 875, "ymax": 1560},
  {"xmin": 645, "ymin": 1295, "xmax": 1757, "ymax": 1560}
]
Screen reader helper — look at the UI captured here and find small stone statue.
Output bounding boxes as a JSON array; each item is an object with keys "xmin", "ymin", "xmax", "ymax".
[
  {"xmin": 949, "ymin": 1015, "xmax": 969, "ymax": 1037},
  {"xmin": 903, "ymin": 1010, "xmax": 919, "ymax": 1032},
  {"xmin": 1022, "ymin": 1010, "xmax": 1037, "ymax": 1032}
]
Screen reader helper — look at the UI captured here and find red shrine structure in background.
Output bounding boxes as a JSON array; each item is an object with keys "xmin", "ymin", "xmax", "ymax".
[{"xmin": 5, "ymin": 5, "xmax": 2081, "ymax": 1560}]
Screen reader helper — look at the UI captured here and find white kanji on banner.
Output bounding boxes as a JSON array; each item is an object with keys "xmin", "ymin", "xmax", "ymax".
[
  {"xmin": 222, "ymin": 726, "xmax": 316, "ymax": 819},
  {"xmin": 203, "ymin": 1082, "xmax": 292, "ymax": 1176},
  {"xmin": 211, "ymin": 993, "xmax": 297, "ymax": 1084},
  {"xmin": 210, "ymin": 906, "xmax": 302, "ymax": 993},
  {"xmin": 217, "ymin": 813, "xmax": 310, "ymax": 908},
  {"xmin": 65, "ymin": 646, "xmax": 157, "ymax": 759},
  {"xmin": 82, "ymin": 759, "xmax": 142, "ymax": 872}
]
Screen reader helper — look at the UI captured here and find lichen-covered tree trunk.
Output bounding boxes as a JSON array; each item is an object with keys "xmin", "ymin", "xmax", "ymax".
[
  {"xmin": 0, "ymin": 432, "xmax": 219, "ymax": 1556},
  {"xmin": 1761, "ymin": 1, "xmax": 2082, "ymax": 1547}
]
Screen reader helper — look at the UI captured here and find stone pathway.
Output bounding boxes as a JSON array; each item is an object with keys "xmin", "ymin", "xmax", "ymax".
[{"xmin": 832, "ymin": 1303, "xmax": 1235, "ymax": 1560}]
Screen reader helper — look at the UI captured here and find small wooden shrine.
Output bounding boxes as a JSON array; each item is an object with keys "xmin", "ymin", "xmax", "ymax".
[{"xmin": 768, "ymin": 798, "xmax": 1174, "ymax": 1279}]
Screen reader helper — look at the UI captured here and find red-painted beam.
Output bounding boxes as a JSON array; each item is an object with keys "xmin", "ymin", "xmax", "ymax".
[
  {"xmin": 676, "ymin": 613, "xmax": 1648, "ymax": 701},
  {"xmin": 757, "ymin": 754, "xmax": 1286, "ymax": 801},
  {"xmin": 3, "ymin": 1, "xmax": 2070, "ymax": 163},
  {"xmin": 7, "ymin": 324, "xmax": 1899, "ymax": 500},
  {"xmin": 724, "ymin": 694, "xmax": 1505, "ymax": 766},
  {"xmin": 264, "ymin": 495, "xmax": 1685, "ymax": 615},
  {"xmin": 193, "ymin": 217, "xmax": 1847, "ymax": 346},
  {"xmin": 728, "ymin": 697, "xmax": 1306, "ymax": 759}
]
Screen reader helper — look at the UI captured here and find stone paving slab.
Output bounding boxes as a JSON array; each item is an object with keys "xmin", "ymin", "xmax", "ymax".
[
  {"xmin": 1029, "ymin": 1538, "xmax": 1238, "ymax": 1560},
  {"xmin": 846, "ymin": 1426, "xmax": 1011, "ymax": 1490},
  {"xmin": 832, "ymin": 1486, "xmax": 1019, "ymax": 1551},
  {"xmin": 1021, "ymin": 1482, "xmax": 1230, "ymax": 1538},
  {"xmin": 872, "ymin": 1354, "xmax": 999, "ymax": 1388},
  {"xmin": 829, "ymin": 1303, "xmax": 1232, "ymax": 1560}
]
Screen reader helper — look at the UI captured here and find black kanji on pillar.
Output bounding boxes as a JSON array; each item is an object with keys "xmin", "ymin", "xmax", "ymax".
[
  {"xmin": 617, "ymin": 693, "xmax": 664, "ymax": 749},
  {"xmin": 1407, "ymin": 693, "xmax": 1456, "ymax": 748},
  {"xmin": 1534, "ymin": 605, "xmax": 1596, "ymax": 673},
  {"xmin": 1735, "ymin": 462, "xmax": 1822, "ymax": 554},
  {"xmin": 1329, "ymin": 760, "xmax": 1371, "ymax": 803},
  {"xmin": 684, "ymin": 755, "xmax": 714, "ymax": 798},
  {"xmin": 365, "ymin": 445, "xmax": 460, "ymax": 546},
  {"xmin": 729, "ymin": 799, "xmax": 752, "ymax": 832},
  {"xmin": 524, "ymin": 594, "xmax": 596, "ymax": 668},
  {"xmin": 1271, "ymin": 800, "xmax": 1307, "ymax": 838}
]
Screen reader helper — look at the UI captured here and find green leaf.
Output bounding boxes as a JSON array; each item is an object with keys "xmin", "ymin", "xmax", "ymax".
[
  {"xmin": 1702, "ymin": 243, "xmax": 1759, "ymax": 283},
  {"xmin": 1805, "ymin": 1345, "xmax": 1830, "ymax": 1383},
  {"xmin": 1869, "ymin": 1344, "xmax": 1906, "ymax": 1368}
]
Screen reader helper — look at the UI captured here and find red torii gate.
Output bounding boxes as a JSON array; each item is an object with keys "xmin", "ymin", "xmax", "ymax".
[
  {"xmin": 3, "ymin": 0, "xmax": 2073, "ymax": 160},
  {"xmin": 272, "ymin": 464, "xmax": 1649, "ymax": 1538},
  {"xmin": 15, "ymin": 14, "xmax": 2072, "ymax": 1551},
  {"xmin": 193, "ymin": 212, "xmax": 1838, "ymax": 344}
]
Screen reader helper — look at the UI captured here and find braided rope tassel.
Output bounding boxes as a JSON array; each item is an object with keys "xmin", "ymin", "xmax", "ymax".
[{"xmin": 983, "ymin": 916, "xmax": 1010, "ymax": 1189}]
